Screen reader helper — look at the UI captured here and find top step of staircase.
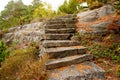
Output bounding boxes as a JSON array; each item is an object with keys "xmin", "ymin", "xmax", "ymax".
[
  {"xmin": 46, "ymin": 20, "xmax": 77, "ymax": 25},
  {"xmin": 56, "ymin": 14, "xmax": 77, "ymax": 19}
]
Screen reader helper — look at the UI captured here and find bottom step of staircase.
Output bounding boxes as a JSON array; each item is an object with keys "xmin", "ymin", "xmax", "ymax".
[
  {"xmin": 46, "ymin": 54, "xmax": 93, "ymax": 70},
  {"xmin": 48, "ymin": 61, "xmax": 105, "ymax": 80}
]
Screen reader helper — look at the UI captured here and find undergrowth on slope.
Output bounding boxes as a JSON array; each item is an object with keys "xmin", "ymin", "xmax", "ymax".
[
  {"xmin": 75, "ymin": 33, "xmax": 120, "ymax": 63},
  {"xmin": 0, "ymin": 40, "xmax": 9, "ymax": 66},
  {"xmin": 75, "ymin": 14, "xmax": 120, "ymax": 78},
  {"xmin": 74, "ymin": 32, "xmax": 120, "ymax": 78},
  {"xmin": 0, "ymin": 43, "xmax": 49, "ymax": 80}
]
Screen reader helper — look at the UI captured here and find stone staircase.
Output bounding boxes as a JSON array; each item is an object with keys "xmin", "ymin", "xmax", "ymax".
[{"xmin": 41, "ymin": 14, "xmax": 105, "ymax": 80}]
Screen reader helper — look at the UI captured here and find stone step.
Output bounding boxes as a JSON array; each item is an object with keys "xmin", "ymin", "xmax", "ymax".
[
  {"xmin": 56, "ymin": 17, "xmax": 76, "ymax": 21},
  {"xmin": 46, "ymin": 54, "xmax": 93, "ymax": 70},
  {"xmin": 45, "ymin": 24, "xmax": 66, "ymax": 29},
  {"xmin": 45, "ymin": 46, "xmax": 87, "ymax": 58},
  {"xmin": 42, "ymin": 40, "xmax": 80, "ymax": 48},
  {"xmin": 46, "ymin": 21, "xmax": 65, "ymax": 24},
  {"xmin": 45, "ymin": 34, "xmax": 73, "ymax": 40},
  {"xmin": 58, "ymin": 14, "xmax": 76, "ymax": 18},
  {"xmin": 46, "ymin": 20, "xmax": 77, "ymax": 25},
  {"xmin": 48, "ymin": 61, "xmax": 105, "ymax": 80},
  {"xmin": 45, "ymin": 28, "xmax": 76, "ymax": 34},
  {"xmin": 47, "ymin": 17, "xmax": 76, "ymax": 21},
  {"xmin": 45, "ymin": 24, "xmax": 76, "ymax": 29},
  {"xmin": 65, "ymin": 20, "xmax": 77, "ymax": 24}
]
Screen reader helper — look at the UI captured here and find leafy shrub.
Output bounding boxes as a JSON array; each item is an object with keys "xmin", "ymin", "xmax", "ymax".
[
  {"xmin": 0, "ymin": 40, "xmax": 9, "ymax": 64},
  {"xmin": 0, "ymin": 29, "xmax": 8, "ymax": 39}
]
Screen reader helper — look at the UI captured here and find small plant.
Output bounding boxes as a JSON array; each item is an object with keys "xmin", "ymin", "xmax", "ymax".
[
  {"xmin": 114, "ymin": 0, "xmax": 120, "ymax": 15},
  {"xmin": 0, "ymin": 29, "xmax": 8, "ymax": 39},
  {"xmin": 30, "ymin": 42, "xmax": 41, "ymax": 56},
  {"xmin": 19, "ymin": 54, "xmax": 49, "ymax": 80},
  {"xmin": 0, "ymin": 40, "xmax": 9, "ymax": 64},
  {"xmin": 116, "ymin": 65, "xmax": 120, "ymax": 77}
]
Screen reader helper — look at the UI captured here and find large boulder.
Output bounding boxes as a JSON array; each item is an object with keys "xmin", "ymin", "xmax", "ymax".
[
  {"xmin": 77, "ymin": 10, "xmax": 98, "ymax": 22},
  {"xmin": 76, "ymin": 5, "xmax": 115, "ymax": 35},
  {"xmin": 4, "ymin": 22, "xmax": 45, "ymax": 45},
  {"xmin": 90, "ymin": 21, "xmax": 111, "ymax": 31},
  {"xmin": 77, "ymin": 5, "xmax": 114, "ymax": 22}
]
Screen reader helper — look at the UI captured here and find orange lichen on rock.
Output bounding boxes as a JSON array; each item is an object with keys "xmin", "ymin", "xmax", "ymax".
[
  {"xmin": 76, "ymin": 22, "xmax": 93, "ymax": 31},
  {"xmin": 51, "ymin": 73, "xmax": 59, "ymax": 77},
  {"xmin": 76, "ymin": 64, "xmax": 92, "ymax": 73},
  {"xmin": 72, "ymin": 46, "xmax": 84, "ymax": 48},
  {"xmin": 55, "ymin": 66, "xmax": 69, "ymax": 71}
]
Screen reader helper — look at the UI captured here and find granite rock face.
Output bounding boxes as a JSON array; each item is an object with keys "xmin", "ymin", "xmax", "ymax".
[
  {"xmin": 4, "ymin": 22, "xmax": 45, "ymax": 44},
  {"xmin": 77, "ymin": 5, "xmax": 114, "ymax": 35},
  {"xmin": 77, "ymin": 5, "xmax": 114, "ymax": 22},
  {"xmin": 90, "ymin": 21, "xmax": 111, "ymax": 31}
]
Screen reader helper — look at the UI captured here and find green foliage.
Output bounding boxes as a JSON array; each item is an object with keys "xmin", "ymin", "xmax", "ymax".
[
  {"xmin": 0, "ymin": 40, "xmax": 9, "ymax": 63},
  {"xmin": 74, "ymin": 33, "xmax": 120, "ymax": 63},
  {"xmin": 0, "ymin": 29, "xmax": 8, "ymax": 39},
  {"xmin": 0, "ymin": 0, "xmax": 57, "ymax": 30},
  {"xmin": 0, "ymin": 0, "xmax": 29, "ymax": 29},
  {"xmin": 76, "ymin": 33, "xmax": 120, "ymax": 63},
  {"xmin": 58, "ymin": 0, "xmax": 83, "ymax": 14},
  {"xmin": 114, "ymin": 0, "xmax": 120, "ymax": 14},
  {"xmin": 1, "ymin": 0, "xmax": 14, "ymax": 18},
  {"xmin": 33, "ymin": 3, "xmax": 54, "ymax": 19},
  {"xmin": 88, "ymin": 43, "xmax": 120, "ymax": 63}
]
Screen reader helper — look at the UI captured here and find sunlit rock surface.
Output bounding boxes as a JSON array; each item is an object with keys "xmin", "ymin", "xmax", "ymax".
[
  {"xmin": 4, "ymin": 22, "xmax": 45, "ymax": 44},
  {"xmin": 77, "ymin": 5, "xmax": 114, "ymax": 35}
]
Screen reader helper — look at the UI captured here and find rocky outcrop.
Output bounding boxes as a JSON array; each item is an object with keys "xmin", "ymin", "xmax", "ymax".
[
  {"xmin": 77, "ymin": 5, "xmax": 114, "ymax": 22},
  {"xmin": 4, "ymin": 22, "xmax": 45, "ymax": 44},
  {"xmin": 77, "ymin": 5, "xmax": 114, "ymax": 35}
]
